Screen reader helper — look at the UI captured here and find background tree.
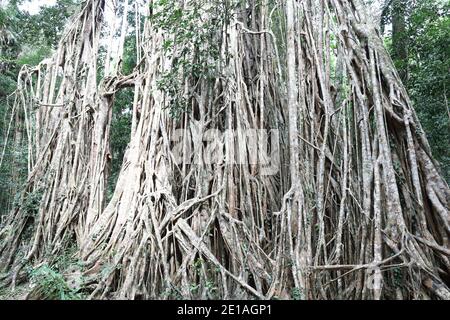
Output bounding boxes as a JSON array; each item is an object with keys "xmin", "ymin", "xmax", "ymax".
[
  {"xmin": 0, "ymin": 0, "xmax": 79, "ymax": 217},
  {"xmin": 381, "ymin": 0, "xmax": 450, "ymax": 180}
]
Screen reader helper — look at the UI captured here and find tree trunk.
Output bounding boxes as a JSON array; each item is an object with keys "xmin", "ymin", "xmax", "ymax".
[{"xmin": 392, "ymin": 0, "xmax": 409, "ymax": 82}]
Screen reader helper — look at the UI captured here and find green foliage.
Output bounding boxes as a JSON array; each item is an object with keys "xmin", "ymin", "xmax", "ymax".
[
  {"xmin": 205, "ymin": 279, "xmax": 218, "ymax": 297},
  {"xmin": 53, "ymin": 242, "xmax": 83, "ymax": 271},
  {"xmin": 29, "ymin": 264, "xmax": 83, "ymax": 300},
  {"xmin": 407, "ymin": 1, "xmax": 450, "ymax": 180},
  {"xmin": 108, "ymin": 88, "xmax": 133, "ymax": 200},
  {"xmin": 190, "ymin": 257, "xmax": 220, "ymax": 299},
  {"xmin": 0, "ymin": 0, "xmax": 78, "ymax": 70},
  {"xmin": 23, "ymin": 188, "xmax": 44, "ymax": 216},
  {"xmin": 16, "ymin": 45, "xmax": 52, "ymax": 66},
  {"xmin": 162, "ymin": 286, "xmax": 183, "ymax": 300},
  {"xmin": 384, "ymin": 0, "xmax": 450, "ymax": 181},
  {"xmin": 0, "ymin": 1, "xmax": 77, "ymax": 218},
  {"xmin": 19, "ymin": 0, "xmax": 80, "ymax": 48},
  {"xmin": 0, "ymin": 74, "xmax": 16, "ymax": 97},
  {"xmin": 0, "ymin": 144, "xmax": 28, "ymax": 217},
  {"xmin": 106, "ymin": 7, "xmax": 143, "ymax": 200},
  {"xmin": 291, "ymin": 287, "xmax": 303, "ymax": 300},
  {"xmin": 0, "ymin": 4, "xmax": 21, "ymax": 84},
  {"xmin": 189, "ymin": 283, "xmax": 200, "ymax": 294},
  {"xmin": 193, "ymin": 257, "xmax": 204, "ymax": 275},
  {"xmin": 150, "ymin": 0, "xmax": 232, "ymax": 118},
  {"xmin": 122, "ymin": 35, "xmax": 138, "ymax": 75}
]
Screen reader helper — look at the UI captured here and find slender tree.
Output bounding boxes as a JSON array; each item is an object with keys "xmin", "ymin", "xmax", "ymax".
[{"xmin": 392, "ymin": 0, "xmax": 408, "ymax": 82}]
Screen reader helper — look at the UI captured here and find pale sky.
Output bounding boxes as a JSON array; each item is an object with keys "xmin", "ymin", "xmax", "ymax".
[
  {"xmin": 17, "ymin": 0, "xmax": 387, "ymax": 18},
  {"xmin": 19, "ymin": 0, "xmax": 57, "ymax": 15}
]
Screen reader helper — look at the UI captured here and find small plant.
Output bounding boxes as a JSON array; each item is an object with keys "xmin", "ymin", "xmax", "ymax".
[
  {"xmin": 205, "ymin": 279, "xmax": 218, "ymax": 298},
  {"xmin": 23, "ymin": 187, "xmax": 44, "ymax": 216},
  {"xmin": 29, "ymin": 264, "xmax": 83, "ymax": 300},
  {"xmin": 193, "ymin": 258, "xmax": 204, "ymax": 275},
  {"xmin": 189, "ymin": 283, "xmax": 200, "ymax": 294},
  {"xmin": 162, "ymin": 286, "xmax": 183, "ymax": 300},
  {"xmin": 291, "ymin": 287, "xmax": 303, "ymax": 300}
]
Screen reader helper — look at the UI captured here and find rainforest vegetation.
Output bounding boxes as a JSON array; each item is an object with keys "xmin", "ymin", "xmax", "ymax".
[{"xmin": 0, "ymin": 0, "xmax": 449, "ymax": 300}]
